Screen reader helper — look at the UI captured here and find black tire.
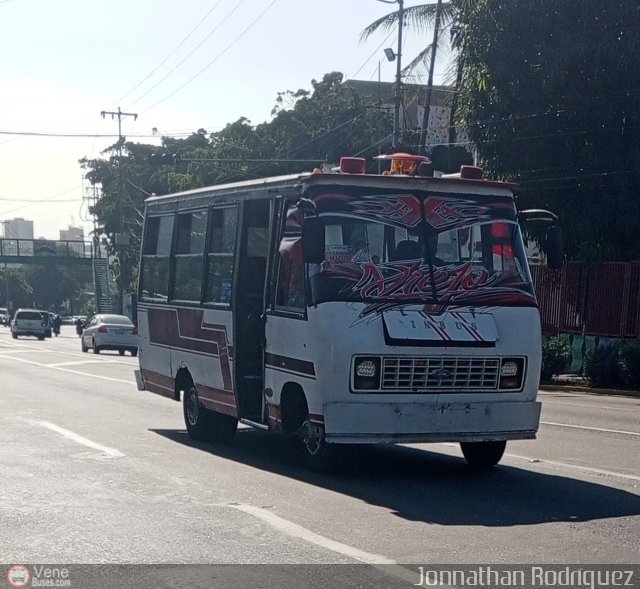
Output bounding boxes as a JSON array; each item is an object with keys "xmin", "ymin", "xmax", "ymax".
[
  {"xmin": 183, "ymin": 380, "xmax": 237, "ymax": 443},
  {"xmin": 92, "ymin": 339, "xmax": 100, "ymax": 354},
  {"xmin": 38, "ymin": 335, "xmax": 45, "ymax": 341},
  {"xmin": 460, "ymin": 440, "xmax": 507, "ymax": 469},
  {"xmin": 118, "ymin": 350, "xmax": 125, "ymax": 356},
  {"xmin": 300, "ymin": 420, "xmax": 339, "ymax": 472},
  {"xmin": 131, "ymin": 349, "xmax": 138, "ymax": 357},
  {"xmin": 81, "ymin": 338, "xmax": 88, "ymax": 353},
  {"xmin": 12, "ymin": 332, "xmax": 17, "ymax": 339}
]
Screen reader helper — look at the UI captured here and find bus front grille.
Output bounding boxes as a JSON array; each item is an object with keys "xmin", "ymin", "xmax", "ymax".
[{"xmin": 382, "ymin": 357, "xmax": 500, "ymax": 392}]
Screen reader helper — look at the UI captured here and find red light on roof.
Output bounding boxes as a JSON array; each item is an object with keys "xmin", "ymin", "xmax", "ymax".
[
  {"xmin": 460, "ymin": 165, "xmax": 484, "ymax": 180},
  {"xmin": 339, "ymin": 157, "xmax": 367, "ymax": 174}
]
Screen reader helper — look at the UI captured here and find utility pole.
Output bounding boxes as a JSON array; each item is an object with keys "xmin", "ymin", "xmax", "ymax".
[
  {"xmin": 393, "ymin": 0, "xmax": 404, "ymax": 149},
  {"xmin": 100, "ymin": 107, "xmax": 138, "ymax": 313},
  {"xmin": 378, "ymin": 0, "xmax": 404, "ymax": 150},
  {"xmin": 418, "ymin": 0, "xmax": 443, "ymax": 154},
  {"xmin": 100, "ymin": 107, "xmax": 138, "ymax": 155}
]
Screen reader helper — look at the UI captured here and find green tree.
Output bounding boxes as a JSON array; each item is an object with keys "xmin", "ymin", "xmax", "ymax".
[
  {"xmin": 454, "ymin": 0, "xmax": 640, "ymax": 261},
  {"xmin": 24, "ymin": 264, "xmax": 88, "ymax": 311},
  {"xmin": 0, "ymin": 267, "xmax": 33, "ymax": 310}
]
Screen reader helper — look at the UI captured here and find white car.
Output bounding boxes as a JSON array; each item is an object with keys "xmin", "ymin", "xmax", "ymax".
[
  {"xmin": 81, "ymin": 314, "xmax": 139, "ymax": 356},
  {"xmin": 11, "ymin": 309, "xmax": 47, "ymax": 340}
]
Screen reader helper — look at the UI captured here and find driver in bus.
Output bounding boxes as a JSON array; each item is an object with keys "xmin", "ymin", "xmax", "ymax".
[{"xmin": 277, "ymin": 205, "xmax": 306, "ymax": 308}]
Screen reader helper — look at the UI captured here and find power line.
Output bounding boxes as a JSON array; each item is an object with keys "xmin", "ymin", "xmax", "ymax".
[
  {"xmin": 142, "ymin": 0, "xmax": 280, "ymax": 113},
  {"xmin": 0, "ymin": 198, "xmax": 79, "ymax": 202},
  {"xmin": 129, "ymin": 0, "xmax": 248, "ymax": 108},
  {"xmin": 112, "ymin": 1, "xmax": 223, "ymax": 107},
  {"xmin": 0, "ymin": 187, "xmax": 79, "ymax": 216}
]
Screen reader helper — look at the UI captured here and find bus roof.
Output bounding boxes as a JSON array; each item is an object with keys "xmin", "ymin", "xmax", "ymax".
[{"xmin": 144, "ymin": 168, "xmax": 517, "ymax": 207}]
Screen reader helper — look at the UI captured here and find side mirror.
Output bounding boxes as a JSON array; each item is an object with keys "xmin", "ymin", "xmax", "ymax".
[
  {"xmin": 544, "ymin": 225, "xmax": 564, "ymax": 270},
  {"xmin": 302, "ymin": 217, "xmax": 325, "ymax": 264}
]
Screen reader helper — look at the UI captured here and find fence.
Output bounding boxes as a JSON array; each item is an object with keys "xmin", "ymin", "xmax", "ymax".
[{"xmin": 532, "ymin": 261, "xmax": 640, "ymax": 338}]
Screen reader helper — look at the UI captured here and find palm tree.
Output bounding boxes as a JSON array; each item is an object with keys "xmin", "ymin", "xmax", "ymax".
[{"xmin": 360, "ymin": 1, "xmax": 458, "ymax": 153}]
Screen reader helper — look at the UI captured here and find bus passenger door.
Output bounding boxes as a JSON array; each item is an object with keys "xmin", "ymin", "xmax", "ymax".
[{"xmin": 234, "ymin": 199, "xmax": 272, "ymax": 421}]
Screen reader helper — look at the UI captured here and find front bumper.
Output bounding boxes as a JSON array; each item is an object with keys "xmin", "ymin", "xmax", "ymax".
[{"xmin": 323, "ymin": 400, "xmax": 541, "ymax": 444}]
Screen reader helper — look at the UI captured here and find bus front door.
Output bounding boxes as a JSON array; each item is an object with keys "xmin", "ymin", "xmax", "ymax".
[{"xmin": 234, "ymin": 199, "xmax": 272, "ymax": 422}]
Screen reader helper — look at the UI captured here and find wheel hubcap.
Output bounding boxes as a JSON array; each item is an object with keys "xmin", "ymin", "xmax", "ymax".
[
  {"xmin": 186, "ymin": 388, "xmax": 199, "ymax": 426},
  {"xmin": 302, "ymin": 421, "xmax": 323, "ymax": 455}
]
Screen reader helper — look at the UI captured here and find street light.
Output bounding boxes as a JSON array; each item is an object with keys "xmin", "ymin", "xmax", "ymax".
[{"xmin": 384, "ymin": 47, "xmax": 396, "ymax": 62}]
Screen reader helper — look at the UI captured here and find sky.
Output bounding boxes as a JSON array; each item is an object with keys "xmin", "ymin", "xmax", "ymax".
[{"xmin": 0, "ymin": 0, "xmax": 443, "ymax": 240}]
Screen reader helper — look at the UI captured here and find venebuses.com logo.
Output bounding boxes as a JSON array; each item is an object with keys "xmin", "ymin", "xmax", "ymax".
[
  {"xmin": 5, "ymin": 565, "xmax": 71, "ymax": 588},
  {"xmin": 6, "ymin": 565, "xmax": 30, "ymax": 588}
]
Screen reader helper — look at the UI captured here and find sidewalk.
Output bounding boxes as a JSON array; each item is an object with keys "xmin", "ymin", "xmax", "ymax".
[{"xmin": 539, "ymin": 374, "xmax": 640, "ymax": 398}]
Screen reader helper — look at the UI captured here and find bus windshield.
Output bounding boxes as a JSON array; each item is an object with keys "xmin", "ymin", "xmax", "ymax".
[{"xmin": 307, "ymin": 189, "xmax": 536, "ymax": 312}]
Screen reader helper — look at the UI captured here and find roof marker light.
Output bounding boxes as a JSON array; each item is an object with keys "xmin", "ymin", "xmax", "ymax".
[
  {"xmin": 339, "ymin": 157, "xmax": 367, "ymax": 174},
  {"xmin": 374, "ymin": 152, "xmax": 430, "ymax": 176},
  {"xmin": 459, "ymin": 165, "xmax": 484, "ymax": 180}
]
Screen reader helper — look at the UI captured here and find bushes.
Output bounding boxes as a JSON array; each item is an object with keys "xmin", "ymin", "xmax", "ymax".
[
  {"xmin": 540, "ymin": 335, "xmax": 640, "ymax": 389},
  {"xmin": 541, "ymin": 337, "xmax": 571, "ymax": 383},
  {"xmin": 583, "ymin": 340, "xmax": 640, "ymax": 389}
]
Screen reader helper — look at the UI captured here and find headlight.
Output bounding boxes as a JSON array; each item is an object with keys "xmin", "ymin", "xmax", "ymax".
[
  {"xmin": 500, "ymin": 360, "xmax": 519, "ymax": 377},
  {"xmin": 499, "ymin": 358, "xmax": 525, "ymax": 390},
  {"xmin": 353, "ymin": 357, "xmax": 381, "ymax": 391}
]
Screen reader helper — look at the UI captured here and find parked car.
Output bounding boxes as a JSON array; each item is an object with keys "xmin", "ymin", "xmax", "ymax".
[
  {"xmin": 0, "ymin": 307, "xmax": 9, "ymax": 326},
  {"xmin": 61, "ymin": 315, "xmax": 74, "ymax": 325},
  {"xmin": 11, "ymin": 309, "xmax": 47, "ymax": 340},
  {"xmin": 81, "ymin": 314, "xmax": 138, "ymax": 356}
]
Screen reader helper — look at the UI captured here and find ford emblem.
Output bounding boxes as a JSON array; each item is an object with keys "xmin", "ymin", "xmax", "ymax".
[{"xmin": 430, "ymin": 368, "xmax": 452, "ymax": 378}]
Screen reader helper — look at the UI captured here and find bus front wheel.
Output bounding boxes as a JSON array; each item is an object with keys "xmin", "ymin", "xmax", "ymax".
[
  {"xmin": 301, "ymin": 420, "xmax": 338, "ymax": 472},
  {"xmin": 460, "ymin": 440, "xmax": 506, "ymax": 469}
]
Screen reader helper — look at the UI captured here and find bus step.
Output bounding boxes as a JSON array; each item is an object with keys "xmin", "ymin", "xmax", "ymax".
[{"xmin": 240, "ymin": 418, "xmax": 269, "ymax": 431}]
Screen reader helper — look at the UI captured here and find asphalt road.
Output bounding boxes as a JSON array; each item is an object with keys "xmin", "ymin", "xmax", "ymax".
[{"xmin": 1, "ymin": 326, "xmax": 638, "ymax": 578}]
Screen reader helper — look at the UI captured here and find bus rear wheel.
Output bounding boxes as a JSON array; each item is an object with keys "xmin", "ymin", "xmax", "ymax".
[
  {"xmin": 183, "ymin": 381, "xmax": 237, "ymax": 443},
  {"xmin": 460, "ymin": 440, "xmax": 506, "ymax": 469},
  {"xmin": 301, "ymin": 420, "xmax": 338, "ymax": 472}
]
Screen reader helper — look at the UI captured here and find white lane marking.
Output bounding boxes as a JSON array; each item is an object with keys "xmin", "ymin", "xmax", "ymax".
[
  {"xmin": 29, "ymin": 419, "xmax": 125, "ymax": 457},
  {"xmin": 3, "ymin": 354, "xmax": 134, "ymax": 384},
  {"xmin": 541, "ymin": 421, "xmax": 640, "ymax": 437},
  {"xmin": 228, "ymin": 504, "xmax": 423, "ymax": 585},
  {"xmin": 541, "ymin": 399, "xmax": 632, "ymax": 411},
  {"xmin": 0, "ymin": 339, "xmax": 137, "ymax": 364},
  {"xmin": 505, "ymin": 452, "xmax": 640, "ymax": 482},
  {"xmin": 230, "ymin": 503, "xmax": 395, "ymax": 564},
  {"xmin": 430, "ymin": 443, "xmax": 640, "ymax": 482},
  {"xmin": 0, "ymin": 348, "xmax": 56, "ymax": 354},
  {"xmin": 47, "ymin": 360, "xmax": 120, "ymax": 368}
]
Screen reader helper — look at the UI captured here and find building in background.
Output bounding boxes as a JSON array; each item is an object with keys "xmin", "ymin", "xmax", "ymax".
[
  {"xmin": 59, "ymin": 226, "xmax": 85, "ymax": 241},
  {"xmin": 2, "ymin": 218, "xmax": 34, "ymax": 240}
]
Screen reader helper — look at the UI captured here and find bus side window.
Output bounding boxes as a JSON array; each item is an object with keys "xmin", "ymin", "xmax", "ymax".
[
  {"xmin": 204, "ymin": 207, "xmax": 237, "ymax": 305},
  {"xmin": 172, "ymin": 210, "xmax": 207, "ymax": 302},
  {"xmin": 140, "ymin": 215, "xmax": 174, "ymax": 302}
]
